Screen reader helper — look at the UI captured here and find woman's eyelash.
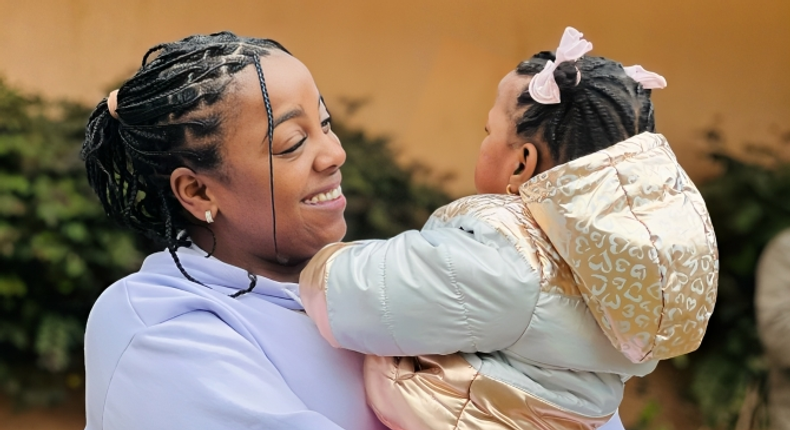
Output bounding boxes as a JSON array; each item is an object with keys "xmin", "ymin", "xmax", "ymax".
[
  {"xmin": 275, "ymin": 117, "xmax": 330, "ymax": 156},
  {"xmin": 276, "ymin": 136, "xmax": 306, "ymax": 155}
]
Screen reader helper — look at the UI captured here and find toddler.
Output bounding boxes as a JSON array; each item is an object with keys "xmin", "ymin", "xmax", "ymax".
[{"xmin": 300, "ymin": 27, "xmax": 718, "ymax": 430}]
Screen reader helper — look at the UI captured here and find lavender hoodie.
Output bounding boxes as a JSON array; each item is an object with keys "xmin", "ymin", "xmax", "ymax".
[{"xmin": 83, "ymin": 245, "xmax": 386, "ymax": 430}]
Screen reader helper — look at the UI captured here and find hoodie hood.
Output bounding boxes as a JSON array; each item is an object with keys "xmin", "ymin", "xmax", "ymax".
[
  {"xmin": 139, "ymin": 246, "xmax": 303, "ymax": 311},
  {"xmin": 521, "ymin": 132, "xmax": 718, "ymax": 363}
]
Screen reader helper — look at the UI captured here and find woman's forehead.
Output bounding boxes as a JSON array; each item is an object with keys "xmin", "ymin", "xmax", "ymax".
[
  {"xmin": 229, "ymin": 54, "xmax": 320, "ymax": 115},
  {"xmin": 260, "ymin": 51, "xmax": 312, "ymax": 81},
  {"xmin": 262, "ymin": 54, "xmax": 319, "ymax": 105}
]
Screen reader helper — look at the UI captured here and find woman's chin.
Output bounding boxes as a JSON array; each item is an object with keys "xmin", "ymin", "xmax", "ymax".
[
  {"xmin": 325, "ymin": 219, "xmax": 348, "ymax": 244},
  {"xmin": 301, "ymin": 219, "xmax": 348, "ymax": 257}
]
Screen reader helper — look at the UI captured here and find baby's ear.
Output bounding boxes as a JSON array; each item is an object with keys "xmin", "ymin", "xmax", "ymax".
[{"xmin": 508, "ymin": 142, "xmax": 539, "ymax": 193}]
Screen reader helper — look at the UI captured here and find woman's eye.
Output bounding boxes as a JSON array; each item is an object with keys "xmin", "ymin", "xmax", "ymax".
[
  {"xmin": 321, "ymin": 117, "xmax": 332, "ymax": 133},
  {"xmin": 276, "ymin": 136, "xmax": 306, "ymax": 155}
]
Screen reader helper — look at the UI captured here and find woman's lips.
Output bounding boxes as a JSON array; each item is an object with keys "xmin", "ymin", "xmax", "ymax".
[{"xmin": 302, "ymin": 185, "xmax": 343, "ymax": 205}]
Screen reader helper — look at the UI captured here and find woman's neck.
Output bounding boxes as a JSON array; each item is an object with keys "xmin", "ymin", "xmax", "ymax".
[{"xmin": 188, "ymin": 226, "xmax": 306, "ymax": 283}]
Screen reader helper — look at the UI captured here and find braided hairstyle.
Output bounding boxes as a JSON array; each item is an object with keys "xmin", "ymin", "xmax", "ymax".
[
  {"xmin": 81, "ymin": 31, "xmax": 289, "ymax": 295},
  {"xmin": 514, "ymin": 51, "xmax": 656, "ymax": 164}
]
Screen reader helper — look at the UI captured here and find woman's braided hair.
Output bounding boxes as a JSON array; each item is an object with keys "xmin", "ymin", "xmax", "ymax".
[
  {"xmin": 514, "ymin": 51, "xmax": 656, "ymax": 163},
  {"xmin": 81, "ymin": 31, "xmax": 289, "ymax": 294}
]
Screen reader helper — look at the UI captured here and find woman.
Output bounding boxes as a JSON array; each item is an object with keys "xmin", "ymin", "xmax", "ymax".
[
  {"xmin": 81, "ymin": 32, "xmax": 381, "ymax": 430},
  {"xmin": 81, "ymin": 32, "xmax": 628, "ymax": 429}
]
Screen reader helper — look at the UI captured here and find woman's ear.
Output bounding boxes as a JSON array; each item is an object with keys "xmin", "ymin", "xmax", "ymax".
[
  {"xmin": 170, "ymin": 167, "xmax": 217, "ymax": 223},
  {"xmin": 508, "ymin": 142, "xmax": 539, "ymax": 193}
]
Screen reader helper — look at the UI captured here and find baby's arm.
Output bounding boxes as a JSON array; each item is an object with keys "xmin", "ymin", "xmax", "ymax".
[{"xmin": 299, "ymin": 219, "xmax": 539, "ymax": 356}]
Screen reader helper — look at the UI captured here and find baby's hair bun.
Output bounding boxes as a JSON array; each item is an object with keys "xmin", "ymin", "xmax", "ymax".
[{"xmin": 554, "ymin": 61, "xmax": 580, "ymax": 92}]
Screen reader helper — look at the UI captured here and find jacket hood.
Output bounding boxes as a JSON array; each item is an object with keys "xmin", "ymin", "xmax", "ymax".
[{"xmin": 521, "ymin": 132, "xmax": 718, "ymax": 363}]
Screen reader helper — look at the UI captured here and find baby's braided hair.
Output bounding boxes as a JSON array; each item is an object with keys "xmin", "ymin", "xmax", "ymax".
[
  {"xmin": 81, "ymin": 31, "xmax": 289, "ymax": 295},
  {"xmin": 514, "ymin": 51, "xmax": 656, "ymax": 163}
]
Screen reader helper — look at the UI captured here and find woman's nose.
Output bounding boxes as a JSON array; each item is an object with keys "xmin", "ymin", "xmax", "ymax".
[{"xmin": 314, "ymin": 131, "xmax": 346, "ymax": 173}]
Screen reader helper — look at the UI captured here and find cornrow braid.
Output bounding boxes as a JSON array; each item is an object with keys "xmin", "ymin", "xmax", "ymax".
[
  {"xmin": 161, "ymin": 190, "xmax": 207, "ymax": 288},
  {"xmin": 254, "ymin": 56, "xmax": 278, "ymax": 257},
  {"xmin": 514, "ymin": 52, "xmax": 656, "ymax": 164},
  {"xmin": 230, "ymin": 55, "xmax": 278, "ymax": 299},
  {"xmin": 81, "ymin": 31, "xmax": 289, "ymax": 295},
  {"xmin": 229, "ymin": 273, "xmax": 259, "ymax": 299}
]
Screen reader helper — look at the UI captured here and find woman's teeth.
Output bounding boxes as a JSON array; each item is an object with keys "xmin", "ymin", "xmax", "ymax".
[{"xmin": 304, "ymin": 186, "xmax": 342, "ymax": 204}]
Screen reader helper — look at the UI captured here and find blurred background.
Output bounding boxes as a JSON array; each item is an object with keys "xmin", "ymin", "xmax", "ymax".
[{"xmin": 0, "ymin": 1, "xmax": 788, "ymax": 429}]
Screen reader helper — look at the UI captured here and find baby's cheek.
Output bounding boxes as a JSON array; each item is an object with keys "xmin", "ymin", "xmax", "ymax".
[{"xmin": 475, "ymin": 162, "xmax": 501, "ymax": 194}]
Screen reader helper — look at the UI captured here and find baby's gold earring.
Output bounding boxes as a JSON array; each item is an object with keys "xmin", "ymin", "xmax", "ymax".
[{"xmin": 506, "ymin": 184, "xmax": 516, "ymax": 195}]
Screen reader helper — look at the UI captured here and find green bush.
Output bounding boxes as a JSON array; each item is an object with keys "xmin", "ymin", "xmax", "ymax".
[
  {"xmin": 0, "ymin": 79, "xmax": 451, "ymax": 405},
  {"xmin": 0, "ymin": 78, "xmax": 143, "ymax": 405},
  {"xmin": 690, "ymin": 127, "xmax": 790, "ymax": 429}
]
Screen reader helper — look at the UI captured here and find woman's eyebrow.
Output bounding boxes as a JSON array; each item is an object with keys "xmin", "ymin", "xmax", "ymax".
[
  {"xmin": 273, "ymin": 108, "xmax": 305, "ymax": 129},
  {"xmin": 264, "ymin": 107, "xmax": 305, "ymax": 143}
]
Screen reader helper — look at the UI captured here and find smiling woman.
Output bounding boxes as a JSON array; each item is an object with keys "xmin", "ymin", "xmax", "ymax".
[
  {"xmin": 169, "ymin": 52, "xmax": 348, "ymax": 279},
  {"xmin": 79, "ymin": 32, "xmax": 384, "ymax": 430}
]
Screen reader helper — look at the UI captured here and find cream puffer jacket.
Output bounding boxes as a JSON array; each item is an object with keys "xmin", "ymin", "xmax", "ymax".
[{"xmin": 300, "ymin": 132, "xmax": 719, "ymax": 430}]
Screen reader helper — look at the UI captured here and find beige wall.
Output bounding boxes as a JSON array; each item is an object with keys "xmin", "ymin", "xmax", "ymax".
[{"xmin": 1, "ymin": 0, "xmax": 788, "ymax": 195}]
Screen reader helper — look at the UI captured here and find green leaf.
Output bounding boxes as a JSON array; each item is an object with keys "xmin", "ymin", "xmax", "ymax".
[
  {"xmin": 0, "ymin": 276, "xmax": 26, "ymax": 297},
  {"xmin": 0, "ymin": 174, "xmax": 31, "ymax": 194},
  {"xmin": 0, "ymin": 195, "xmax": 25, "ymax": 216},
  {"xmin": 35, "ymin": 315, "xmax": 82, "ymax": 373},
  {"xmin": 731, "ymin": 202, "xmax": 763, "ymax": 233},
  {"xmin": 61, "ymin": 222, "xmax": 89, "ymax": 243},
  {"xmin": 0, "ymin": 323, "xmax": 28, "ymax": 349}
]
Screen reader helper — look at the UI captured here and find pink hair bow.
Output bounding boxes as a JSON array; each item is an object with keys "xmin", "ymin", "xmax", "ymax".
[
  {"xmin": 528, "ymin": 26, "xmax": 593, "ymax": 104},
  {"xmin": 623, "ymin": 65, "xmax": 667, "ymax": 89}
]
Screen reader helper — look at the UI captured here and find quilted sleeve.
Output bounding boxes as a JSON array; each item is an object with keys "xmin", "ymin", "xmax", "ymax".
[{"xmin": 299, "ymin": 224, "xmax": 540, "ymax": 356}]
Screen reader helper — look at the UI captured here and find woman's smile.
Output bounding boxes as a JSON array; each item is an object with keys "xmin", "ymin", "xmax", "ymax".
[{"xmin": 302, "ymin": 183, "xmax": 345, "ymax": 206}]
